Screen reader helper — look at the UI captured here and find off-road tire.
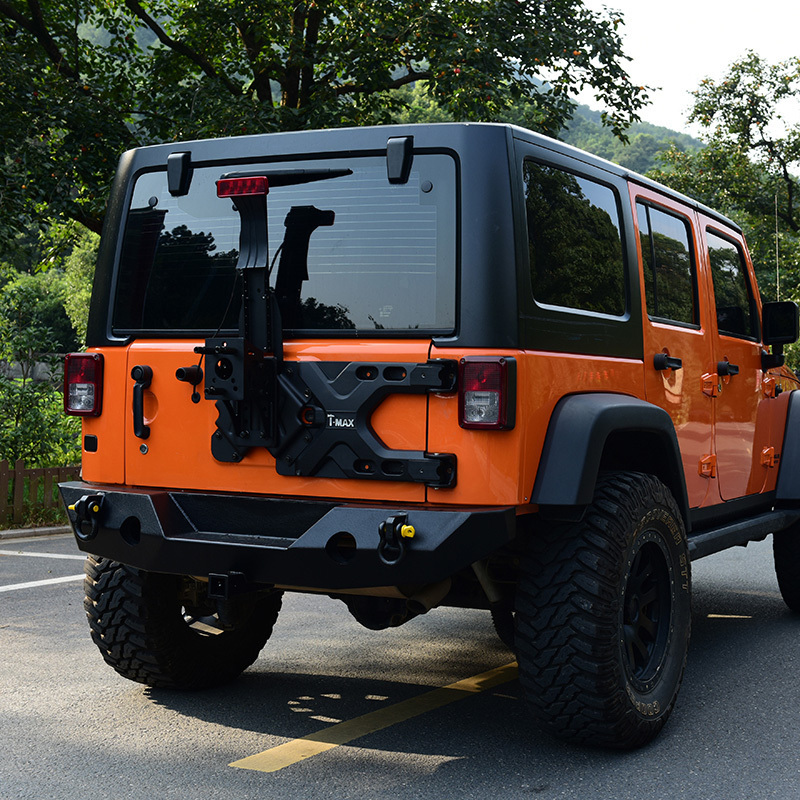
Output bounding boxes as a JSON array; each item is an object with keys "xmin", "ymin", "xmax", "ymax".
[
  {"xmin": 516, "ymin": 472, "xmax": 691, "ymax": 749},
  {"xmin": 84, "ymin": 555, "xmax": 282, "ymax": 689},
  {"xmin": 773, "ymin": 524, "xmax": 800, "ymax": 612},
  {"xmin": 490, "ymin": 604, "xmax": 516, "ymax": 651}
]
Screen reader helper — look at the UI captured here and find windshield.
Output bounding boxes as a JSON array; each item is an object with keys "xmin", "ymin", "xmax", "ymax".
[{"xmin": 112, "ymin": 154, "xmax": 457, "ymax": 336}]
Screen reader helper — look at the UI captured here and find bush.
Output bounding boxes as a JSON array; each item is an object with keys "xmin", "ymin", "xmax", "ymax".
[{"xmin": 0, "ymin": 377, "xmax": 81, "ymax": 467}]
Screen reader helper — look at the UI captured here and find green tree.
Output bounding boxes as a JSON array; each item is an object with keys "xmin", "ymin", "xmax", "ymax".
[
  {"xmin": 690, "ymin": 51, "xmax": 800, "ymax": 236},
  {"xmin": 62, "ymin": 227, "xmax": 99, "ymax": 346},
  {"xmin": 0, "ymin": 0, "xmax": 648, "ymax": 240},
  {"xmin": 0, "ymin": 269, "xmax": 81, "ymax": 467},
  {"xmin": 649, "ymin": 53, "xmax": 800, "ymax": 304}
]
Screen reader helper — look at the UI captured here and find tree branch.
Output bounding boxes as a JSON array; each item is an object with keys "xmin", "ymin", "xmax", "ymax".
[
  {"xmin": 299, "ymin": 5, "xmax": 322, "ymax": 107},
  {"xmin": 0, "ymin": 0, "xmax": 79, "ymax": 80},
  {"xmin": 236, "ymin": 23, "xmax": 276, "ymax": 105},
  {"xmin": 122, "ymin": 0, "xmax": 243, "ymax": 97},
  {"xmin": 335, "ymin": 68, "xmax": 432, "ymax": 97}
]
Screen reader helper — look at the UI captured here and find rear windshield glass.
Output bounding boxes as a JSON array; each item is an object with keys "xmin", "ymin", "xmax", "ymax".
[{"xmin": 112, "ymin": 154, "xmax": 457, "ymax": 335}]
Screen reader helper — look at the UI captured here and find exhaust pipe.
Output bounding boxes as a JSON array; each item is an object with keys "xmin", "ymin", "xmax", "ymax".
[{"xmin": 405, "ymin": 578, "xmax": 452, "ymax": 615}]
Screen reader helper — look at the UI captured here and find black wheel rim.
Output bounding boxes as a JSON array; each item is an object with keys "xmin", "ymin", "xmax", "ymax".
[{"xmin": 622, "ymin": 538, "xmax": 672, "ymax": 690}]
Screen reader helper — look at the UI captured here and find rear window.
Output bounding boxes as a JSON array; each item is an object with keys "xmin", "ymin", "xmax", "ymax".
[
  {"xmin": 112, "ymin": 154, "xmax": 457, "ymax": 336},
  {"xmin": 524, "ymin": 160, "xmax": 625, "ymax": 317}
]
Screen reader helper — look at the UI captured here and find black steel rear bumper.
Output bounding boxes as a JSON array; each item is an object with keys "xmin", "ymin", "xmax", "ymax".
[{"xmin": 59, "ymin": 481, "xmax": 517, "ymax": 590}]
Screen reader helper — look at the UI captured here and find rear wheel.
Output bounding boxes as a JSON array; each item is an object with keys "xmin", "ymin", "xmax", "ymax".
[
  {"xmin": 84, "ymin": 556, "xmax": 282, "ymax": 689},
  {"xmin": 773, "ymin": 524, "xmax": 800, "ymax": 612},
  {"xmin": 516, "ymin": 472, "xmax": 691, "ymax": 749}
]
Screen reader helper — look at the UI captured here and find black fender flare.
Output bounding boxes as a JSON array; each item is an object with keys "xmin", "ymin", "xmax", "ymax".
[
  {"xmin": 777, "ymin": 388, "xmax": 800, "ymax": 502},
  {"xmin": 531, "ymin": 393, "xmax": 690, "ymax": 527}
]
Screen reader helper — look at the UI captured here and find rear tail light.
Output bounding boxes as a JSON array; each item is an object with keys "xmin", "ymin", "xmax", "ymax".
[
  {"xmin": 64, "ymin": 353, "xmax": 104, "ymax": 416},
  {"xmin": 458, "ymin": 357, "xmax": 516, "ymax": 430}
]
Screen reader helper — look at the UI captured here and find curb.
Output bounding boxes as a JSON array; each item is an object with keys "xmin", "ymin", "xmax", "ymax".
[{"xmin": 0, "ymin": 525, "xmax": 72, "ymax": 541}]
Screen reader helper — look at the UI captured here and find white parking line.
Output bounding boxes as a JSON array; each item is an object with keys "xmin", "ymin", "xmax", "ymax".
[
  {"xmin": 0, "ymin": 575, "xmax": 85, "ymax": 593},
  {"xmin": 0, "ymin": 550, "xmax": 85, "ymax": 560}
]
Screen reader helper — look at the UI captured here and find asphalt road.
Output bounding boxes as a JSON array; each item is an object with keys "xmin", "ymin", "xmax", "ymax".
[{"xmin": 1, "ymin": 532, "xmax": 799, "ymax": 800}]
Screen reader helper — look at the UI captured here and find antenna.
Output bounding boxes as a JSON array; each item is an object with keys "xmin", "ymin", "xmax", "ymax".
[{"xmin": 776, "ymin": 190, "xmax": 780, "ymax": 300}]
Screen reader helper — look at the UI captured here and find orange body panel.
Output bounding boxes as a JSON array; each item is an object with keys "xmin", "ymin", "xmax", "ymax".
[
  {"xmin": 428, "ymin": 346, "xmax": 645, "ymax": 507},
  {"xmin": 80, "ymin": 347, "xmax": 128, "ymax": 485},
  {"xmin": 88, "ymin": 339, "xmax": 432, "ymax": 504}
]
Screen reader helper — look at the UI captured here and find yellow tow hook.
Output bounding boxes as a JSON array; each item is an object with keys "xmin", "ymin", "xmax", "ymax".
[
  {"xmin": 378, "ymin": 514, "xmax": 415, "ymax": 565},
  {"xmin": 67, "ymin": 493, "xmax": 105, "ymax": 542}
]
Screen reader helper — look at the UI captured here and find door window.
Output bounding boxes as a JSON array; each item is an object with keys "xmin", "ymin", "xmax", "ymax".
[
  {"xmin": 637, "ymin": 203, "xmax": 697, "ymax": 326},
  {"xmin": 706, "ymin": 230, "xmax": 758, "ymax": 339}
]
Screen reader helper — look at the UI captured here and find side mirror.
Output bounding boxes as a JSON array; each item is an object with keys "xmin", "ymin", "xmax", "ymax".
[
  {"xmin": 763, "ymin": 301, "xmax": 799, "ymax": 346},
  {"xmin": 761, "ymin": 301, "xmax": 799, "ymax": 370}
]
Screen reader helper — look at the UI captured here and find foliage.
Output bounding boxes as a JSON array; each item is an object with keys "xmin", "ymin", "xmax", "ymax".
[
  {"xmin": 0, "ymin": 0, "xmax": 648, "ymax": 239},
  {"xmin": 0, "ymin": 376, "xmax": 81, "ymax": 466},
  {"xmin": 0, "ymin": 268, "xmax": 77, "ymax": 373},
  {"xmin": 560, "ymin": 105, "xmax": 702, "ymax": 173},
  {"xmin": 689, "ymin": 50, "xmax": 800, "ymax": 235},
  {"xmin": 62, "ymin": 227, "xmax": 99, "ymax": 346},
  {"xmin": 0, "ymin": 266, "xmax": 81, "ymax": 468},
  {"xmin": 649, "ymin": 53, "xmax": 800, "ymax": 305}
]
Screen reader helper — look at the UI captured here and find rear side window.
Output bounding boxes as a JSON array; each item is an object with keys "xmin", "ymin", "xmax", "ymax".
[
  {"xmin": 637, "ymin": 203, "xmax": 697, "ymax": 325},
  {"xmin": 524, "ymin": 161, "xmax": 625, "ymax": 317},
  {"xmin": 706, "ymin": 230, "xmax": 758, "ymax": 338},
  {"xmin": 112, "ymin": 155, "xmax": 457, "ymax": 335}
]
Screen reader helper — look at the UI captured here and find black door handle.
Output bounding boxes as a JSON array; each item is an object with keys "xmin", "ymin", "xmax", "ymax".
[
  {"xmin": 131, "ymin": 365, "xmax": 153, "ymax": 439},
  {"xmin": 653, "ymin": 353, "xmax": 683, "ymax": 371},
  {"xmin": 717, "ymin": 360, "xmax": 740, "ymax": 377}
]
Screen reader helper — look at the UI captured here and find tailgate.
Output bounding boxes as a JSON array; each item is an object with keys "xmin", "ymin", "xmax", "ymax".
[{"xmin": 123, "ymin": 339, "xmax": 449, "ymax": 504}]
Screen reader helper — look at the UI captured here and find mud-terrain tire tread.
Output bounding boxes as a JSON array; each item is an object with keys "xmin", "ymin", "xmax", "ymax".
[
  {"xmin": 83, "ymin": 555, "xmax": 282, "ymax": 689},
  {"xmin": 515, "ymin": 471, "xmax": 691, "ymax": 749},
  {"xmin": 773, "ymin": 524, "xmax": 800, "ymax": 613}
]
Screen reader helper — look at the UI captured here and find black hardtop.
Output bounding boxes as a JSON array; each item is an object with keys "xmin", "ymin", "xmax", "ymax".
[
  {"xmin": 87, "ymin": 122, "xmax": 739, "ymax": 351},
  {"xmin": 508, "ymin": 124, "xmax": 741, "ymax": 233}
]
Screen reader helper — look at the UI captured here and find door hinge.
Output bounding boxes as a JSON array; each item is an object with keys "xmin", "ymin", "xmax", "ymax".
[
  {"xmin": 701, "ymin": 373, "xmax": 719, "ymax": 398},
  {"xmin": 698, "ymin": 454, "xmax": 717, "ymax": 478},
  {"xmin": 762, "ymin": 375, "xmax": 778, "ymax": 398},
  {"xmin": 761, "ymin": 447, "xmax": 777, "ymax": 468}
]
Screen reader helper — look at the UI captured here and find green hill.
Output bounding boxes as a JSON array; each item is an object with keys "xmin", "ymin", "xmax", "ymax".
[{"xmin": 559, "ymin": 105, "xmax": 702, "ymax": 173}]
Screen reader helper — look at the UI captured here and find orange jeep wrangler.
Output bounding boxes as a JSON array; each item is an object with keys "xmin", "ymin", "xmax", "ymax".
[{"xmin": 60, "ymin": 123, "xmax": 800, "ymax": 749}]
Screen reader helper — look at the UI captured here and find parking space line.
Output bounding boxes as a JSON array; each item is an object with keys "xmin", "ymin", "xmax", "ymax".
[
  {"xmin": 0, "ymin": 575, "xmax": 85, "ymax": 593},
  {"xmin": 0, "ymin": 550, "xmax": 85, "ymax": 560},
  {"xmin": 230, "ymin": 661, "xmax": 518, "ymax": 774}
]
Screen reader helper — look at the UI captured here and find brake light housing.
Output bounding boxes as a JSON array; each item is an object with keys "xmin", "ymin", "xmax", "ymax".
[
  {"xmin": 216, "ymin": 176, "xmax": 270, "ymax": 198},
  {"xmin": 64, "ymin": 353, "xmax": 104, "ymax": 416},
  {"xmin": 458, "ymin": 357, "xmax": 516, "ymax": 430}
]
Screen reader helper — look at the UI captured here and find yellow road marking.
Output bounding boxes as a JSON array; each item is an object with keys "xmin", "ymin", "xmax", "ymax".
[
  {"xmin": 707, "ymin": 613, "xmax": 753, "ymax": 619},
  {"xmin": 230, "ymin": 661, "xmax": 518, "ymax": 774}
]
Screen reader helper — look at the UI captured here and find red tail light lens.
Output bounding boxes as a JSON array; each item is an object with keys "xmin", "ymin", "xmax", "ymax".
[
  {"xmin": 64, "ymin": 353, "xmax": 104, "ymax": 416},
  {"xmin": 216, "ymin": 176, "xmax": 270, "ymax": 198},
  {"xmin": 458, "ymin": 357, "xmax": 515, "ymax": 430}
]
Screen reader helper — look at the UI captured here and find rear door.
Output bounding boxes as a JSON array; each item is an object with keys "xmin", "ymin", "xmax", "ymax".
[
  {"xmin": 114, "ymin": 151, "xmax": 458, "ymax": 503},
  {"xmin": 699, "ymin": 219, "xmax": 770, "ymax": 499},
  {"xmin": 631, "ymin": 186, "xmax": 714, "ymax": 508}
]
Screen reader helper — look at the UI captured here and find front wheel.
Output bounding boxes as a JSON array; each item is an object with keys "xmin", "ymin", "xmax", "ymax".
[
  {"xmin": 773, "ymin": 523, "xmax": 800, "ymax": 612},
  {"xmin": 84, "ymin": 556, "xmax": 282, "ymax": 689},
  {"xmin": 516, "ymin": 472, "xmax": 691, "ymax": 749}
]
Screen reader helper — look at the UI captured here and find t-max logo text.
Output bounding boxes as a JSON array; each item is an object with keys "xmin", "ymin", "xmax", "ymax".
[{"xmin": 326, "ymin": 414, "xmax": 356, "ymax": 429}]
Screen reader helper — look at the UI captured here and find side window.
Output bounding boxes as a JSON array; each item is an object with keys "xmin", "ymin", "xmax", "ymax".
[
  {"xmin": 637, "ymin": 203, "xmax": 697, "ymax": 325},
  {"xmin": 524, "ymin": 161, "xmax": 625, "ymax": 316},
  {"xmin": 706, "ymin": 230, "xmax": 758, "ymax": 338}
]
